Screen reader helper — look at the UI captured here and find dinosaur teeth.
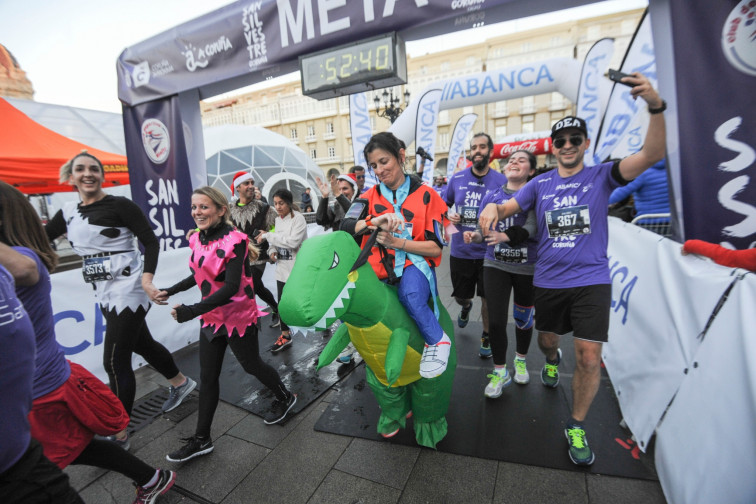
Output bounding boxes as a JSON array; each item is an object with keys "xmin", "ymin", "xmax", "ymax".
[{"xmin": 312, "ymin": 280, "xmax": 356, "ymax": 330}]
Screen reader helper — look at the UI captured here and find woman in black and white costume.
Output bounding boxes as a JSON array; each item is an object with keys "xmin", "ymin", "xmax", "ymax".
[{"xmin": 45, "ymin": 152, "xmax": 196, "ymax": 438}]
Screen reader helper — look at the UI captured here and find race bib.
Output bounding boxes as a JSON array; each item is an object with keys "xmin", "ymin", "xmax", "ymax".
[
  {"xmin": 545, "ymin": 205, "xmax": 591, "ymax": 238},
  {"xmin": 494, "ymin": 244, "xmax": 528, "ymax": 263},
  {"xmin": 82, "ymin": 256, "xmax": 114, "ymax": 283},
  {"xmin": 458, "ymin": 205, "xmax": 479, "ymax": 227},
  {"xmin": 277, "ymin": 248, "xmax": 293, "ymax": 260}
]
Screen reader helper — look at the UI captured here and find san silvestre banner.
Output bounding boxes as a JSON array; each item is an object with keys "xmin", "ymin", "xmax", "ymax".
[
  {"xmin": 666, "ymin": 0, "xmax": 756, "ymax": 250},
  {"xmin": 122, "ymin": 96, "xmax": 195, "ymax": 251}
]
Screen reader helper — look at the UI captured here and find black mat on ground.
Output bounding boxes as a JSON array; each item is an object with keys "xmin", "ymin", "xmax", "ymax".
[
  {"xmin": 171, "ymin": 321, "xmax": 361, "ymax": 425},
  {"xmin": 314, "ymin": 322, "xmax": 657, "ymax": 480}
]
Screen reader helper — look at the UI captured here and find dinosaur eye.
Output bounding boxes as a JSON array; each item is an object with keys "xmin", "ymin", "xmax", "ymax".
[{"xmin": 329, "ymin": 251, "xmax": 340, "ymax": 270}]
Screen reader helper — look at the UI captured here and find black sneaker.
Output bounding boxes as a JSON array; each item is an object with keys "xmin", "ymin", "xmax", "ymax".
[
  {"xmin": 166, "ymin": 436, "xmax": 214, "ymax": 463},
  {"xmin": 269, "ymin": 312, "xmax": 281, "ymax": 328},
  {"xmin": 457, "ymin": 301, "xmax": 473, "ymax": 328},
  {"xmin": 270, "ymin": 334, "xmax": 292, "ymax": 353},
  {"xmin": 264, "ymin": 393, "xmax": 297, "ymax": 425}
]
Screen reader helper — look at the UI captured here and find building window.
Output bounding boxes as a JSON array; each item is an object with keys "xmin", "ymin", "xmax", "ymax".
[
  {"xmin": 466, "ymin": 56, "xmax": 475, "ymax": 66},
  {"xmin": 439, "ymin": 132, "xmax": 450, "ymax": 151},
  {"xmin": 521, "ymin": 114, "xmax": 534, "ymax": 134},
  {"xmin": 307, "ymin": 125, "xmax": 315, "ymax": 136},
  {"xmin": 587, "ymin": 26, "xmax": 600, "ymax": 40},
  {"xmin": 328, "ymin": 146, "xmax": 336, "ymax": 158},
  {"xmin": 325, "ymin": 122, "xmax": 334, "ymax": 134},
  {"xmin": 521, "ymin": 42, "xmax": 532, "ymax": 53},
  {"xmin": 440, "ymin": 61, "xmax": 450, "ymax": 72},
  {"xmin": 495, "ymin": 125, "xmax": 507, "ymax": 140},
  {"xmin": 290, "ymin": 128, "xmax": 298, "ymax": 139}
]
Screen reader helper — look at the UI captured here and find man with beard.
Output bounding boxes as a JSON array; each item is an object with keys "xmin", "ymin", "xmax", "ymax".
[
  {"xmin": 445, "ymin": 133, "xmax": 507, "ymax": 358},
  {"xmin": 479, "ymin": 73, "xmax": 666, "ymax": 466},
  {"xmin": 228, "ymin": 171, "xmax": 281, "ymax": 328}
]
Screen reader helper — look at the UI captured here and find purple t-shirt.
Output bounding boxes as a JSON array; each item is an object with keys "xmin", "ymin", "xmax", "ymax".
[
  {"xmin": 514, "ymin": 161, "xmax": 623, "ymax": 288},
  {"xmin": 14, "ymin": 247, "xmax": 70, "ymax": 399},
  {"xmin": 445, "ymin": 167, "xmax": 507, "ymax": 259},
  {"xmin": 0, "ymin": 264, "xmax": 36, "ymax": 473},
  {"xmin": 480, "ymin": 187, "xmax": 537, "ymax": 269}
]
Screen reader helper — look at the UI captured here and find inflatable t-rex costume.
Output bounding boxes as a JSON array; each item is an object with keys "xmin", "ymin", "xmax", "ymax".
[{"xmin": 278, "ymin": 231, "xmax": 456, "ymax": 448}]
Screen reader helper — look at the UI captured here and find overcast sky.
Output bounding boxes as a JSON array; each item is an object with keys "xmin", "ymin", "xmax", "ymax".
[{"xmin": 0, "ymin": 0, "xmax": 646, "ymax": 113}]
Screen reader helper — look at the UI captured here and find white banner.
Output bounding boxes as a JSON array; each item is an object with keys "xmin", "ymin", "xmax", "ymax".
[
  {"xmin": 414, "ymin": 89, "xmax": 443, "ymax": 185},
  {"xmin": 52, "ymin": 223, "xmax": 327, "ymax": 382},
  {"xmin": 576, "ymin": 37, "xmax": 614, "ymax": 164},
  {"xmin": 655, "ymin": 272, "xmax": 756, "ymax": 504},
  {"xmin": 390, "ymin": 58, "xmax": 581, "ymax": 145},
  {"xmin": 446, "ymin": 113, "xmax": 477, "ymax": 180},
  {"xmin": 594, "ymin": 11, "xmax": 657, "ymax": 164},
  {"xmin": 604, "ymin": 218, "xmax": 738, "ymax": 448},
  {"xmin": 349, "ymin": 92, "xmax": 375, "ymax": 189}
]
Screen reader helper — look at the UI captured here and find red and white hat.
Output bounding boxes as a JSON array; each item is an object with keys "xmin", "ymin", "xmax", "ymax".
[
  {"xmin": 231, "ymin": 171, "xmax": 254, "ymax": 196},
  {"xmin": 337, "ymin": 173, "xmax": 358, "ymax": 189}
]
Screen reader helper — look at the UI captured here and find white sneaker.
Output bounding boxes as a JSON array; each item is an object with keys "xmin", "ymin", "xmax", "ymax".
[
  {"xmin": 419, "ymin": 333, "xmax": 452, "ymax": 379},
  {"xmin": 484, "ymin": 367, "xmax": 512, "ymax": 398},
  {"xmin": 513, "ymin": 357, "xmax": 530, "ymax": 385},
  {"xmin": 337, "ymin": 342, "xmax": 355, "ymax": 364}
]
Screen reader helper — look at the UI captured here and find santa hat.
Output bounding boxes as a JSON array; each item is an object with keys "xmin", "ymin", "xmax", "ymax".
[
  {"xmin": 337, "ymin": 173, "xmax": 359, "ymax": 200},
  {"xmin": 231, "ymin": 171, "xmax": 254, "ymax": 196}
]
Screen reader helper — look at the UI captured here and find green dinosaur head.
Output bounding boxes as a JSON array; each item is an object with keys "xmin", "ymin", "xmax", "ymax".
[{"xmin": 279, "ymin": 231, "xmax": 374, "ymax": 332}]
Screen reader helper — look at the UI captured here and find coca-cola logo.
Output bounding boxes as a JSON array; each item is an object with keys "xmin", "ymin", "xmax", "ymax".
[{"xmin": 494, "ymin": 138, "xmax": 551, "ymax": 159}]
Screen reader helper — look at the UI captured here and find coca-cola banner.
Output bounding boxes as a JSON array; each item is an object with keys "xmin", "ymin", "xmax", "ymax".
[
  {"xmin": 655, "ymin": 0, "xmax": 756, "ymax": 249},
  {"xmin": 491, "ymin": 138, "xmax": 551, "ymax": 160}
]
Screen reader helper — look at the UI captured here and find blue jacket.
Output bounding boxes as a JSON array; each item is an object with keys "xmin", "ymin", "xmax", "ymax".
[{"xmin": 609, "ymin": 160, "xmax": 670, "ymax": 223}]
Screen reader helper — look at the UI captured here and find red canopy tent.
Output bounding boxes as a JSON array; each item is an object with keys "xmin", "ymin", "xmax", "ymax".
[{"xmin": 0, "ymin": 98, "xmax": 129, "ymax": 194}]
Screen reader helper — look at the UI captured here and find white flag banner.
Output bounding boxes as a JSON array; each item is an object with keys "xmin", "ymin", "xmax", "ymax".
[
  {"xmin": 414, "ymin": 89, "xmax": 443, "ymax": 185},
  {"xmin": 655, "ymin": 272, "xmax": 756, "ymax": 504},
  {"xmin": 576, "ymin": 38, "xmax": 615, "ymax": 164},
  {"xmin": 594, "ymin": 10, "xmax": 657, "ymax": 163},
  {"xmin": 349, "ymin": 92, "xmax": 375, "ymax": 189},
  {"xmin": 603, "ymin": 218, "xmax": 740, "ymax": 449},
  {"xmin": 446, "ymin": 113, "xmax": 477, "ymax": 180}
]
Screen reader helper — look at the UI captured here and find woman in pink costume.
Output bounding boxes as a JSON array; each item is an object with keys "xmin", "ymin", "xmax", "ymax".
[{"xmin": 159, "ymin": 187, "xmax": 296, "ymax": 463}]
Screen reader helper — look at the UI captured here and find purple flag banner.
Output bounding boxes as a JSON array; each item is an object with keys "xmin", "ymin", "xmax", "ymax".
[
  {"xmin": 122, "ymin": 96, "xmax": 196, "ymax": 250},
  {"xmin": 666, "ymin": 0, "xmax": 756, "ymax": 249}
]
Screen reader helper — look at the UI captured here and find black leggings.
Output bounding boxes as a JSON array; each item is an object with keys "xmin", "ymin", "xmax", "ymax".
[
  {"xmin": 71, "ymin": 438, "xmax": 154, "ymax": 486},
  {"xmin": 276, "ymin": 281, "xmax": 290, "ymax": 332},
  {"xmin": 101, "ymin": 305, "xmax": 180, "ymax": 415},
  {"xmin": 196, "ymin": 325, "xmax": 288, "ymax": 438},
  {"xmin": 251, "ymin": 263, "xmax": 278, "ymax": 313},
  {"xmin": 484, "ymin": 267, "xmax": 535, "ymax": 367}
]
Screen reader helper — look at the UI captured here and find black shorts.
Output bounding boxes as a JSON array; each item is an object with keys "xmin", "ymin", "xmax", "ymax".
[
  {"xmin": 449, "ymin": 256, "xmax": 485, "ymax": 299},
  {"xmin": 534, "ymin": 284, "xmax": 611, "ymax": 343}
]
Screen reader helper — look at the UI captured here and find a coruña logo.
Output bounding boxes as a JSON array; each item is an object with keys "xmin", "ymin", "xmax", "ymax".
[
  {"xmin": 722, "ymin": 0, "xmax": 756, "ymax": 76},
  {"xmin": 141, "ymin": 119, "xmax": 171, "ymax": 165}
]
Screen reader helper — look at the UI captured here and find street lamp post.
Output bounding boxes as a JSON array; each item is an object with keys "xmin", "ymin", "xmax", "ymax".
[{"xmin": 374, "ymin": 88, "xmax": 410, "ymax": 124}]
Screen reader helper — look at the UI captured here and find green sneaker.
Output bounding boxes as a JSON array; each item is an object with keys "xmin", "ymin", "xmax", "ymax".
[
  {"xmin": 541, "ymin": 349, "xmax": 561, "ymax": 388},
  {"xmin": 484, "ymin": 367, "xmax": 512, "ymax": 398},
  {"xmin": 565, "ymin": 425, "xmax": 595, "ymax": 466},
  {"xmin": 513, "ymin": 357, "xmax": 529, "ymax": 384}
]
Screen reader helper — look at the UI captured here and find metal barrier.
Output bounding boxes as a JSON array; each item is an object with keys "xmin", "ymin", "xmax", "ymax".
[{"xmin": 631, "ymin": 213, "xmax": 672, "ymax": 237}]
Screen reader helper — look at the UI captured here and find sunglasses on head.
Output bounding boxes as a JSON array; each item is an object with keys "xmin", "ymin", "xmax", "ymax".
[{"xmin": 553, "ymin": 133, "xmax": 584, "ymax": 149}]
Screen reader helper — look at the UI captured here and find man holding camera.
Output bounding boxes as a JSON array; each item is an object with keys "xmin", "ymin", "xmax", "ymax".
[{"xmin": 479, "ymin": 72, "xmax": 666, "ymax": 466}]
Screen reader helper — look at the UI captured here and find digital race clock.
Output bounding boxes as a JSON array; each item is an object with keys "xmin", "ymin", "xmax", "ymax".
[{"xmin": 300, "ymin": 32, "xmax": 407, "ymax": 100}]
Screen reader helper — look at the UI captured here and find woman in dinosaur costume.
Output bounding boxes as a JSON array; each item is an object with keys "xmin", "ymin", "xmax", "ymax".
[{"xmin": 279, "ymin": 132, "xmax": 456, "ymax": 448}]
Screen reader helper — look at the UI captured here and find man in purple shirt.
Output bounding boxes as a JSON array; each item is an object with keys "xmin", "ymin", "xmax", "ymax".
[
  {"xmin": 445, "ymin": 133, "xmax": 507, "ymax": 357},
  {"xmin": 479, "ymin": 73, "xmax": 666, "ymax": 466}
]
